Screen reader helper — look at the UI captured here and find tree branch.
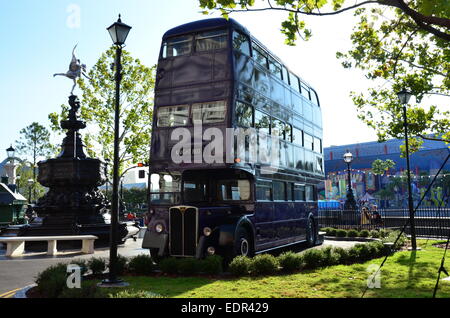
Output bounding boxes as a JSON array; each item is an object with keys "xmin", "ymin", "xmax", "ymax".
[
  {"xmin": 379, "ymin": 0, "xmax": 450, "ymax": 41},
  {"xmin": 221, "ymin": 0, "xmax": 379, "ymax": 17},
  {"xmin": 418, "ymin": 134, "xmax": 450, "ymax": 143}
]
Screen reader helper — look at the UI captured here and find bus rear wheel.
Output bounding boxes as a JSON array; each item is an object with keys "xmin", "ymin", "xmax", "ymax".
[
  {"xmin": 306, "ymin": 218, "xmax": 316, "ymax": 247},
  {"xmin": 234, "ymin": 227, "xmax": 254, "ymax": 258}
]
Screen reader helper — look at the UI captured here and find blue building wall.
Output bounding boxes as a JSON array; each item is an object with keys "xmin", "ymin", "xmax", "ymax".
[
  {"xmin": 323, "ymin": 138, "xmax": 450, "ymax": 207},
  {"xmin": 325, "ymin": 138, "xmax": 450, "ymax": 174}
]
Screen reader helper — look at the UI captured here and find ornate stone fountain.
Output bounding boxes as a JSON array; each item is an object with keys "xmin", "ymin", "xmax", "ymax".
[{"xmin": 16, "ymin": 95, "xmax": 128, "ymax": 243}]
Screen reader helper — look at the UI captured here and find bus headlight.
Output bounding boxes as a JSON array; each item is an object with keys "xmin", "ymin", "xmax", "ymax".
[
  {"xmin": 207, "ymin": 246, "xmax": 215, "ymax": 255},
  {"xmin": 155, "ymin": 223, "xmax": 164, "ymax": 233},
  {"xmin": 203, "ymin": 227, "xmax": 212, "ymax": 237}
]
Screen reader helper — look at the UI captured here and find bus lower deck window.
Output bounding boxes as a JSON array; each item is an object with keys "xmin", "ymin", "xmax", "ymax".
[{"xmin": 217, "ymin": 179, "xmax": 250, "ymax": 201}]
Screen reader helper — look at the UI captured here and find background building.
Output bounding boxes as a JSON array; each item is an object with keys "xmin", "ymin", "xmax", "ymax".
[{"xmin": 323, "ymin": 138, "xmax": 450, "ymax": 208}]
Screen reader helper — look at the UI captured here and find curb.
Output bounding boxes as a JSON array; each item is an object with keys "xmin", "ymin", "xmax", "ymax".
[
  {"xmin": 324, "ymin": 236, "xmax": 381, "ymax": 242},
  {"xmin": 13, "ymin": 284, "xmax": 36, "ymax": 298}
]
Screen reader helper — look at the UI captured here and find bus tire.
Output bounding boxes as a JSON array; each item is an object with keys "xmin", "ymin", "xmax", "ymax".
[
  {"xmin": 150, "ymin": 248, "xmax": 161, "ymax": 262},
  {"xmin": 234, "ymin": 227, "xmax": 254, "ymax": 257},
  {"xmin": 306, "ymin": 217, "xmax": 316, "ymax": 247}
]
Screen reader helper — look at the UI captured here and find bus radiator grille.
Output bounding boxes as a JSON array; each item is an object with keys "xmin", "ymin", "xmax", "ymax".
[{"xmin": 169, "ymin": 207, "xmax": 198, "ymax": 256}]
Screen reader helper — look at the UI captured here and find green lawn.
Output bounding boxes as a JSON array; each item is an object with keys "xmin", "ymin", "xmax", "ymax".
[{"xmin": 105, "ymin": 240, "xmax": 450, "ymax": 298}]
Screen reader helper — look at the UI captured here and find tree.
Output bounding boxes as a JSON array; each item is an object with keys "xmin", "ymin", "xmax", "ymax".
[
  {"xmin": 371, "ymin": 159, "xmax": 396, "ymax": 175},
  {"xmin": 15, "ymin": 122, "xmax": 54, "ymax": 202},
  {"xmin": 199, "ymin": 0, "xmax": 450, "ymax": 151},
  {"xmin": 16, "ymin": 162, "xmax": 46, "ymax": 202},
  {"xmin": 49, "ymin": 47, "xmax": 155, "ymax": 177}
]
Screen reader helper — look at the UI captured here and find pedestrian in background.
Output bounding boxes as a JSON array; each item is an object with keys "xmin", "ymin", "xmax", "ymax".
[{"xmin": 361, "ymin": 206, "xmax": 371, "ymax": 226}]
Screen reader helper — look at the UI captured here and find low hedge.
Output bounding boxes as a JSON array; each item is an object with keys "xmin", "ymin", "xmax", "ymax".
[
  {"xmin": 321, "ymin": 227, "xmax": 393, "ymax": 239},
  {"xmin": 249, "ymin": 254, "xmax": 280, "ymax": 276},
  {"xmin": 128, "ymin": 254, "xmax": 155, "ymax": 275}
]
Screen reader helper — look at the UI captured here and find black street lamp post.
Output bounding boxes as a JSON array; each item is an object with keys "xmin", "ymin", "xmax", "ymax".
[
  {"xmin": 104, "ymin": 158, "xmax": 110, "ymax": 200},
  {"xmin": 27, "ymin": 178, "xmax": 34, "ymax": 203},
  {"xmin": 102, "ymin": 14, "xmax": 132, "ymax": 286},
  {"xmin": 343, "ymin": 150, "xmax": 357, "ymax": 210},
  {"xmin": 397, "ymin": 88, "xmax": 417, "ymax": 251}
]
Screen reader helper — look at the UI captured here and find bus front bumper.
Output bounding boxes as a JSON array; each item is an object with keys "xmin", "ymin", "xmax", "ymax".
[{"xmin": 142, "ymin": 230, "xmax": 168, "ymax": 256}]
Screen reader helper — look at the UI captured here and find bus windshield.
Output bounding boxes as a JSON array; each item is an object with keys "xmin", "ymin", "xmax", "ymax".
[{"xmin": 149, "ymin": 172, "xmax": 181, "ymax": 204}]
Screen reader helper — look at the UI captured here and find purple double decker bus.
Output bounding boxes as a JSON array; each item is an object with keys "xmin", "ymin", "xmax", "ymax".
[{"xmin": 142, "ymin": 18, "xmax": 324, "ymax": 260}]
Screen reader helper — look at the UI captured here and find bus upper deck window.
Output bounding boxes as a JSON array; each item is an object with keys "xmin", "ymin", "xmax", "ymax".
[
  {"xmin": 196, "ymin": 29, "xmax": 228, "ymax": 52},
  {"xmin": 252, "ymin": 44, "xmax": 268, "ymax": 68},
  {"xmin": 232, "ymin": 31, "xmax": 250, "ymax": 56},
  {"xmin": 157, "ymin": 105, "xmax": 189, "ymax": 127},
  {"xmin": 192, "ymin": 100, "xmax": 226, "ymax": 124},
  {"xmin": 235, "ymin": 102, "xmax": 253, "ymax": 128},
  {"xmin": 268, "ymin": 58, "xmax": 282, "ymax": 80},
  {"xmin": 290, "ymin": 73, "xmax": 300, "ymax": 93},
  {"xmin": 311, "ymin": 90, "xmax": 320, "ymax": 106},
  {"xmin": 162, "ymin": 35, "xmax": 192, "ymax": 58},
  {"xmin": 300, "ymin": 83, "xmax": 311, "ymax": 100},
  {"xmin": 282, "ymin": 67, "xmax": 290, "ymax": 85}
]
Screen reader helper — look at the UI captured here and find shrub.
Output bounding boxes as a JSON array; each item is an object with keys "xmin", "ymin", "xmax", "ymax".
[
  {"xmin": 336, "ymin": 229, "xmax": 347, "ymax": 237},
  {"xmin": 302, "ymin": 249, "xmax": 325, "ymax": 269},
  {"xmin": 327, "ymin": 228, "xmax": 337, "ymax": 236},
  {"xmin": 88, "ymin": 257, "xmax": 107, "ymax": 275},
  {"xmin": 379, "ymin": 229, "xmax": 391, "ymax": 238},
  {"xmin": 228, "ymin": 256, "xmax": 252, "ymax": 276},
  {"xmin": 249, "ymin": 254, "xmax": 280, "ymax": 275},
  {"xmin": 382, "ymin": 230, "xmax": 407, "ymax": 250},
  {"xmin": 370, "ymin": 230, "xmax": 380, "ymax": 238},
  {"xmin": 332, "ymin": 247, "xmax": 349, "ymax": 264},
  {"xmin": 351, "ymin": 244, "xmax": 373, "ymax": 262},
  {"xmin": 159, "ymin": 257, "xmax": 179, "ymax": 274},
  {"xmin": 59, "ymin": 281, "xmax": 105, "ymax": 298},
  {"xmin": 278, "ymin": 251, "xmax": 303, "ymax": 272},
  {"xmin": 200, "ymin": 255, "xmax": 223, "ymax": 275},
  {"xmin": 359, "ymin": 230, "xmax": 370, "ymax": 238},
  {"xmin": 71, "ymin": 259, "xmax": 88, "ymax": 275},
  {"xmin": 177, "ymin": 258, "xmax": 199, "ymax": 275},
  {"xmin": 347, "ymin": 229, "xmax": 359, "ymax": 238},
  {"xmin": 35, "ymin": 263, "xmax": 68, "ymax": 298},
  {"xmin": 321, "ymin": 246, "xmax": 340, "ymax": 266},
  {"xmin": 128, "ymin": 254, "xmax": 155, "ymax": 275},
  {"xmin": 109, "ymin": 290, "xmax": 163, "ymax": 298},
  {"xmin": 116, "ymin": 254, "xmax": 128, "ymax": 275},
  {"xmin": 368, "ymin": 241, "xmax": 387, "ymax": 258}
]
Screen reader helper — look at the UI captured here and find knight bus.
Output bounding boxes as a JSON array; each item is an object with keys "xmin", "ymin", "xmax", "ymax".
[{"xmin": 142, "ymin": 18, "xmax": 324, "ymax": 260}]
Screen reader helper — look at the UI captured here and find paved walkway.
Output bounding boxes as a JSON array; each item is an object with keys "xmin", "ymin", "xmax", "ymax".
[
  {"xmin": 0, "ymin": 239, "xmax": 362, "ymax": 297},
  {"xmin": 0, "ymin": 238, "xmax": 148, "ymax": 296}
]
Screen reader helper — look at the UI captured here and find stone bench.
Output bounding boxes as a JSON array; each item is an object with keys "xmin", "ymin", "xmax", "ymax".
[{"xmin": 0, "ymin": 235, "xmax": 98, "ymax": 257}]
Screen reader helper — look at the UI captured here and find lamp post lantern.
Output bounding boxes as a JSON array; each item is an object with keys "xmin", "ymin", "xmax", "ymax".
[
  {"xmin": 4, "ymin": 145, "xmax": 19, "ymax": 186},
  {"xmin": 6, "ymin": 145, "xmax": 15, "ymax": 161},
  {"xmin": 343, "ymin": 150, "xmax": 357, "ymax": 210},
  {"xmin": 397, "ymin": 88, "xmax": 417, "ymax": 250},
  {"xmin": 102, "ymin": 14, "xmax": 132, "ymax": 286}
]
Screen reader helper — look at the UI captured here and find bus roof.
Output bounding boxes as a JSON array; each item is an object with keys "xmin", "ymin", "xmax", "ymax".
[
  {"xmin": 163, "ymin": 17, "xmax": 248, "ymax": 39},
  {"xmin": 162, "ymin": 17, "xmax": 317, "ymax": 97}
]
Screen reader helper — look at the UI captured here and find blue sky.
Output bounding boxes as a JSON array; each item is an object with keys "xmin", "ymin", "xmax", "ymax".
[{"xmin": 0, "ymin": 0, "xmax": 384, "ymax": 162}]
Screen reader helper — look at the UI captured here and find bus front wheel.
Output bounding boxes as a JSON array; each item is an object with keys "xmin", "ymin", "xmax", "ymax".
[{"xmin": 234, "ymin": 227, "xmax": 254, "ymax": 257}]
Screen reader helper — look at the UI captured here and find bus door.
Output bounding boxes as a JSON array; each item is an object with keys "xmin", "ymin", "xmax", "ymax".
[{"xmin": 254, "ymin": 180, "xmax": 275, "ymax": 249}]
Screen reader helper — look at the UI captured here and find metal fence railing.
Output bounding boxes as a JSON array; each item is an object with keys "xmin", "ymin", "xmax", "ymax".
[{"xmin": 318, "ymin": 208, "xmax": 450, "ymax": 238}]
